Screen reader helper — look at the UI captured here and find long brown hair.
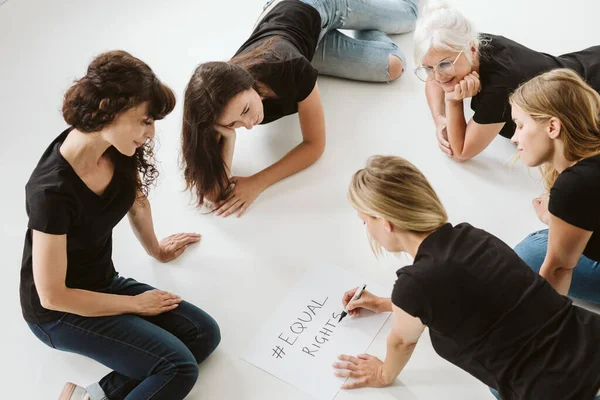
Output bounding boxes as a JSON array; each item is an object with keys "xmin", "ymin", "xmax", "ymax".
[
  {"xmin": 62, "ymin": 50, "xmax": 176, "ymax": 197},
  {"xmin": 509, "ymin": 68, "xmax": 600, "ymax": 190},
  {"xmin": 181, "ymin": 39, "xmax": 279, "ymax": 205}
]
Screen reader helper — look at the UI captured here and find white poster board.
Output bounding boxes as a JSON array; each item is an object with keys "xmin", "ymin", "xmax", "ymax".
[{"xmin": 241, "ymin": 266, "xmax": 391, "ymax": 400}]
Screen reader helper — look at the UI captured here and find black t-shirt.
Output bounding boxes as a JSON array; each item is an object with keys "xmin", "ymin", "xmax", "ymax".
[
  {"xmin": 233, "ymin": 0, "xmax": 321, "ymax": 124},
  {"xmin": 392, "ymin": 223, "xmax": 600, "ymax": 400},
  {"xmin": 549, "ymin": 154, "xmax": 600, "ymax": 261},
  {"xmin": 20, "ymin": 128, "xmax": 137, "ymax": 323},
  {"xmin": 471, "ymin": 34, "xmax": 600, "ymax": 138}
]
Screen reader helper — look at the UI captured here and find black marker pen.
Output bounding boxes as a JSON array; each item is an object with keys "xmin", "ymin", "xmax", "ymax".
[{"xmin": 338, "ymin": 284, "xmax": 367, "ymax": 323}]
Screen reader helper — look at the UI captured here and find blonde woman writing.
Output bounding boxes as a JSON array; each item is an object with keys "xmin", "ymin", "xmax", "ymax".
[{"xmin": 333, "ymin": 156, "xmax": 600, "ymax": 400}]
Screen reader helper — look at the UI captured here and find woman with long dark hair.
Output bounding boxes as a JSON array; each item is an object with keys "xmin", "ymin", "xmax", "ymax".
[
  {"xmin": 21, "ymin": 51, "xmax": 220, "ymax": 400},
  {"xmin": 181, "ymin": 0, "xmax": 419, "ymax": 217}
]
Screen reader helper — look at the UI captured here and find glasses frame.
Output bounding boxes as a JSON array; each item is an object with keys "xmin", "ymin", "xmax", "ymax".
[{"xmin": 414, "ymin": 50, "xmax": 464, "ymax": 82}]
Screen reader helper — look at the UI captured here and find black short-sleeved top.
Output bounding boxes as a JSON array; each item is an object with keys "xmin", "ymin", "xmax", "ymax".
[
  {"xmin": 20, "ymin": 128, "xmax": 137, "ymax": 323},
  {"xmin": 471, "ymin": 34, "xmax": 600, "ymax": 138},
  {"xmin": 233, "ymin": 0, "xmax": 321, "ymax": 124},
  {"xmin": 392, "ymin": 223, "xmax": 600, "ymax": 400},
  {"xmin": 549, "ymin": 154, "xmax": 600, "ymax": 261}
]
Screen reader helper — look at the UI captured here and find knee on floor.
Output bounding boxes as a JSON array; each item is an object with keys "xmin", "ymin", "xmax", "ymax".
[
  {"xmin": 388, "ymin": 54, "xmax": 404, "ymax": 81},
  {"xmin": 205, "ymin": 320, "xmax": 222, "ymax": 356},
  {"xmin": 193, "ymin": 317, "xmax": 222, "ymax": 364}
]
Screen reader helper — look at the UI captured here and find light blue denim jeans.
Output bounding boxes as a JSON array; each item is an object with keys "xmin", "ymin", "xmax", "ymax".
[
  {"xmin": 263, "ymin": 0, "xmax": 418, "ymax": 82},
  {"xmin": 514, "ymin": 229, "xmax": 600, "ymax": 303}
]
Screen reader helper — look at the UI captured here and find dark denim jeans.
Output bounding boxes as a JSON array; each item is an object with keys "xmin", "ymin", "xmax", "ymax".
[{"xmin": 27, "ymin": 276, "xmax": 220, "ymax": 400}]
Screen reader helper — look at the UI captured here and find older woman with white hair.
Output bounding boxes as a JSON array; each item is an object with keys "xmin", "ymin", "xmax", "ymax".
[{"xmin": 412, "ymin": 2, "xmax": 600, "ymax": 161}]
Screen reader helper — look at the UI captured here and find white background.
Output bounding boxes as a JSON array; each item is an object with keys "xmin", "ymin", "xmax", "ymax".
[{"xmin": 1, "ymin": 0, "xmax": 599, "ymax": 398}]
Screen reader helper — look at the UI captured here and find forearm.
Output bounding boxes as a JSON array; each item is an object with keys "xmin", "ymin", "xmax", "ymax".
[
  {"xmin": 540, "ymin": 262, "xmax": 573, "ymax": 296},
  {"xmin": 445, "ymin": 100, "xmax": 467, "ymax": 155},
  {"xmin": 221, "ymin": 135, "xmax": 236, "ymax": 176},
  {"xmin": 381, "ymin": 334, "xmax": 416, "ymax": 384},
  {"xmin": 254, "ymin": 140, "xmax": 324, "ymax": 189},
  {"xmin": 426, "ymin": 79, "xmax": 446, "ymax": 122},
  {"xmin": 128, "ymin": 198, "xmax": 160, "ymax": 258},
  {"xmin": 42, "ymin": 288, "xmax": 136, "ymax": 317}
]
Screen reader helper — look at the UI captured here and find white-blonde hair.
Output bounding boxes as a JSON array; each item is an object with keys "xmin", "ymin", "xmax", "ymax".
[{"xmin": 413, "ymin": 1, "xmax": 482, "ymax": 65}]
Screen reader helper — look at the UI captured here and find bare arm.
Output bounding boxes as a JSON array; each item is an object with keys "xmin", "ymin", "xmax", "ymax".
[
  {"xmin": 217, "ymin": 128, "xmax": 236, "ymax": 178},
  {"xmin": 380, "ymin": 305, "xmax": 425, "ymax": 384},
  {"xmin": 128, "ymin": 195, "xmax": 160, "ymax": 258},
  {"xmin": 32, "ymin": 230, "xmax": 137, "ymax": 317},
  {"xmin": 214, "ymin": 84, "xmax": 326, "ymax": 217},
  {"xmin": 33, "ymin": 230, "xmax": 183, "ymax": 317},
  {"xmin": 446, "ymin": 99, "xmax": 504, "ymax": 161},
  {"xmin": 540, "ymin": 214, "xmax": 592, "ymax": 295},
  {"xmin": 426, "ymin": 78, "xmax": 446, "ymax": 122},
  {"xmin": 128, "ymin": 194, "xmax": 201, "ymax": 262},
  {"xmin": 335, "ymin": 303, "xmax": 425, "ymax": 389},
  {"xmin": 444, "ymin": 72, "xmax": 505, "ymax": 162},
  {"xmin": 254, "ymin": 83, "xmax": 326, "ymax": 188}
]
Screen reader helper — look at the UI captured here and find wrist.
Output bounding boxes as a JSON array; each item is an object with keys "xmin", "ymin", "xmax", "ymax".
[
  {"xmin": 379, "ymin": 363, "xmax": 396, "ymax": 386},
  {"xmin": 222, "ymin": 130, "xmax": 237, "ymax": 142},
  {"xmin": 126, "ymin": 295, "xmax": 140, "ymax": 314},
  {"xmin": 251, "ymin": 172, "xmax": 271, "ymax": 192},
  {"xmin": 445, "ymin": 96, "xmax": 464, "ymax": 105},
  {"xmin": 377, "ymin": 297, "xmax": 393, "ymax": 313},
  {"xmin": 147, "ymin": 240, "xmax": 161, "ymax": 260}
]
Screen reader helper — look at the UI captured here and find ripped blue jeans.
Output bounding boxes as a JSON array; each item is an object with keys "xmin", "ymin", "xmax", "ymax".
[{"xmin": 263, "ymin": 0, "xmax": 419, "ymax": 82}]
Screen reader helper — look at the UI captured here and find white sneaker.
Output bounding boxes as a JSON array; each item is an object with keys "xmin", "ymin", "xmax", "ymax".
[{"xmin": 58, "ymin": 382, "xmax": 90, "ymax": 400}]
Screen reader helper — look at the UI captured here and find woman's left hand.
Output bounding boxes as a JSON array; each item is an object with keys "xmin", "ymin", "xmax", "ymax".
[
  {"xmin": 215, "ymin": 175, "xmax": 266, "ymax": 218},
  {"xmin": 154, "ymin": 233, "xmax": 201, "ymax": 262},
  {"xmin": 333, "ymin": 354, "xmax": 393, "ymax": 389},
  {"xmin": 533, "ymin": 193, "xmax": 550, "ymax": 225},
  {"xmin": 445, "ymin": 71, "xmax": 481, "ymax": 102}
]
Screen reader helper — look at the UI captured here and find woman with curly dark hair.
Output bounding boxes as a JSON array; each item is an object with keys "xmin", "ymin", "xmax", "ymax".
[{"xmin": 20, "ymin": 51, "xmax": 220, "ymax": 400}]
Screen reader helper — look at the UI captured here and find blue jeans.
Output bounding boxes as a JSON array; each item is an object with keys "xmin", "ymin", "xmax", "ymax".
[
  {"xmin": 27, "ymin": 276, "xmax": 220, "ymax": 400},
  {"xmin": 291, "ymin": 0, "xmax": 419, "ymax": 81},
  {"xmin": 514, "ymin": 229, "xmax": 600, "ymax": 303}
]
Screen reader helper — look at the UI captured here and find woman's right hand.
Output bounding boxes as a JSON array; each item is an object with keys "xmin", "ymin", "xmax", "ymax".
[
  {"xmin": 215, "ymin": 124, "xmax": 236, "ymax": 141},
  {"xmin": 444, "ymin": 71, "xmax": 481, "ymax": 102},
  {"xmin": 133, "ymin": 289, "xmax": 182, "ymax": 316},
  {"xmin": 435, "ymin": 115, "xmax": 453, "ymax": 157},
  {"xmin": 342, "ymin": 289, "xmax": 389, "ymax": 317}
]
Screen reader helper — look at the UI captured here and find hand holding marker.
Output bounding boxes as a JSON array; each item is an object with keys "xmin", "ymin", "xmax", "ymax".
[{"xmin": 338, "ymin": 284, "xmax": 367, "ymax": 322}]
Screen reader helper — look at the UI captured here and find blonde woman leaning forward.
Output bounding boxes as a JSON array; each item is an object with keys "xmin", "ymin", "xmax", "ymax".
[
  {"xmin": 510, "ymin": 69, "xmax": 600, "ymax": 304},
  {"xmin": 332, "ymin": 156, "xmax": 600, "ymax": 400}
]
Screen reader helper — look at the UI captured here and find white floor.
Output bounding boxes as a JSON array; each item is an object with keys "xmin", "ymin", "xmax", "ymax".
[{"xmin": 2, "ymin": 0, "xmax": 600, "ymax": 399}]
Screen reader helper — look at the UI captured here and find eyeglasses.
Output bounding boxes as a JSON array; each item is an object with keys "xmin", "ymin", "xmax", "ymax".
[{"xmin": 414, "ymin": 50, "xmax": 464, "ymax": 82}]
